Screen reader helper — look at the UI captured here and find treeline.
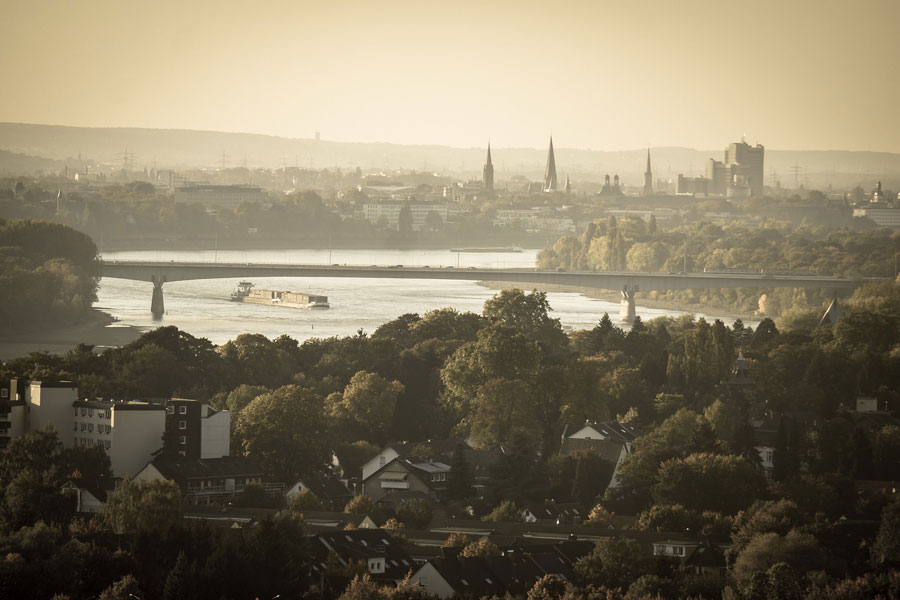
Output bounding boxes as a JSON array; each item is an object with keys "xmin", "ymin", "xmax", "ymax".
[
  {"xmin": 0, "ymin": 218, "xmax": 99, "ymax": 332},
  {"xmin": 537, "ymin": 216, "xmax": 900, "ymax": 315},
  {"xmin": 2, "ymin": 279, "xmax": 900, "ymax": 597}
]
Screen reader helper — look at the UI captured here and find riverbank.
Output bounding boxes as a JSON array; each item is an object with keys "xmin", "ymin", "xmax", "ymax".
[
  {"xmin": 0, "ymin": 309, "xmax": 145, "ymax": 360},
  {"xmin": 478, "ymin": 280, "xmax": 762, "ymax": 323}
]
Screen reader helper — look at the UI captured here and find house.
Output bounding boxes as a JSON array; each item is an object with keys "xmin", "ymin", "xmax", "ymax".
[
  {"xmin": 360, "ymin": 440, "xmax": 502, "ymax": 499},
  {"xmin": 133, "ymin": 456, "xmax": 265, "ymax": 505},
  {"xmin": 310, "ymin": 528, "xmax": 416, "ymax": 582},
  {"xmin": 410, "ymin": 542, "xmax": 590, "ymax": 599},
  {"xmin": 559, "ymin": 420, "xmax": 639, "ymax": 490},
  {"xmin": 60, "ymin": 477, "xmax": 118, "ymax": 514},
  {"xmin": 520, "ymin": 501, "xmax": 585, "ymax": 525},
  {"xmin": 362, "ymin": 456, "xmax": 451, "ymax": 501},
  {"xmin": 286, "ymin": 475, "xmax": 353, "ymax": 510}
]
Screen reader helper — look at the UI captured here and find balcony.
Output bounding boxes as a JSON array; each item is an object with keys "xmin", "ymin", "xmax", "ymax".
[{"xmin": 380, "ymin": 480, "xmax": 410, "ymax": 490}]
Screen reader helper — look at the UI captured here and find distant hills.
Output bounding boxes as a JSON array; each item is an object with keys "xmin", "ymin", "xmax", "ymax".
[{"xmin": 1, "ymin": 122, "xmax": 898, "ymax": 188}]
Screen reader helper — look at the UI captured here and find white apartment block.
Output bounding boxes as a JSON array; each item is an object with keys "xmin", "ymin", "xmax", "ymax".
[{"xmin": 72, "ymin": 400, "xmax": 166, "ymax": 477}]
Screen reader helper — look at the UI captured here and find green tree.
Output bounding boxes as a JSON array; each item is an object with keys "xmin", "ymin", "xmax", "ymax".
[
  {"xmin": 482, "ymin": 499, "xmax": 521, "ymax": 522},
  {"xmin": 445, "ymin": 442, "xmax": 475, "ymax": 501},
  {"xmin": 574, "ymin": 536, "xmax": 645, "ymax": 589},
  {"xmin": 396, "ymin": 498, "xmax": 432, "ymax": 529},
  {"xmin": 732, "ymin": 530, "xmax": 826, "ymax": 586},
  {"xmin": 103, "ymin": 478, "xmax": 181, "ymax": 534},
  {"xmin": 232, "ymin": 384, "xmax": 333, "ymax": 481},
  {"xmin": 652, "ymin": 452, "xmax": 766, "ymax": 514},
  {"xmin": 398, "ymin": 201, "xmax": 413, "ymax": 236},
  {"xmin": 327, "ymin": 371, "xmax": 404, "ymax": 444}
]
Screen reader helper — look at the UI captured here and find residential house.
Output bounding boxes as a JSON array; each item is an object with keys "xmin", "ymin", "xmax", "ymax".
[
  {"xmin": 520, "ymin": 501, "xmax": 585, "ymax": 525},
  {"xmin": 165, "ymin": 398, "xmax": 230, "ymax": 459},
  {"xmin": 133, "ymin": 456, "xmax": 265, "ymax": 505},
  {"xmin": 310, "ymin": 528, "xmax": 416, "ymax": 582},
  {"xmin": 286, "ymin": 475, "xmax": 353, "ymax": 510},
  {"xmin": 60, "ymin": 477, "xmax": 118, "ymax": 514},
  {"xmin": 362, "ymin": 456, "xmax": 450, "ymax": 501},
  {"xmin": 559, "ymin": 420, "xmax": 639, "ymax": 490}
]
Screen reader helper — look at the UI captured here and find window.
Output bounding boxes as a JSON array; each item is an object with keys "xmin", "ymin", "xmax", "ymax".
[
  {"xmin": 107, "ymin": 410, "xmax": 111, "ymax": 420},
  {"xmin": 166, "ymin": 406, "xmax": 174, "ymax": 415},
  {"xmin": 179, "ymin": 405, "xmax": 187, "ymax": 415},
  {"xmin": 179, "ymin": 435, "xmax": 187, "ymax": 445},
  {"xmin": 379, "ymin": 455, "xmax": 386, "ymax": 466},
  {"xmin": 178, "ymin": 450, "xmax": 186, "ymax": 457},
  {"xmin": 105, "ymin": 440, "xmax": 111, "ymax": 449},
  {"xmin": 87, "ymin": 439, "xmax": 94, "ymax": 447},
  {"xmin": 73, "ymin": 422, "xmax": 78, "ymax": 431},
  {"xmin": 80, "ymin": 423, "xmax": 86, "ymax": 432},
  {"xmin": 74, "ymin": 407, "xmax": 78, "ymax": 416},
  {"xmin": 98, "ymin": 410, "xmax": 105, "ymax": 418},
  {"xmin": 106, "ymin": 425, "xmax": 111, "ymax": 434},
  {"xmin": 88, "ymin": 408, "xmax": 93, "ymax": 417},
  {"xmin": 179, "ymin": 420, "xmax": 186, "ymax": 430},
  {"xmin": 1, "ymin": 389, "xmax": 8, "ymax": 398},
  {"xmin": 80, "ymin": 438, "xmax": 86, "ymax": 447},
  {"xmin": 88, "ymin": 424, "xmax": 93, "ymax": 433},
  {"xmin": 80, "ymin": 408, "xmax": 86, "ymax": 416}
]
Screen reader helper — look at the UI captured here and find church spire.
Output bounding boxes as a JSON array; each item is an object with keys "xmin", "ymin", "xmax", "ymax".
[
  {"xmin": 543, "ymin": 136, "xmax": 558, "ymax": 192},
  {"xmin": 642, "ymin": 147, "xmax": 654, "ymax": 196},
  {"xmin": 483, "ymin": 141, "xmax": 494, "ymax": 193}
]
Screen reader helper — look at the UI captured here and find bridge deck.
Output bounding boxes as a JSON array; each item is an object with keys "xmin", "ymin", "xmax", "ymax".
[{"xmin": 99, "ymin": 260, "xmax": 865, "ymax": 292}]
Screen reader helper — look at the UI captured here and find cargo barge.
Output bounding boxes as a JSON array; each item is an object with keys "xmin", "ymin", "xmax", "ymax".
[{"xmin": 230, "ymin": 281, "xmax": 329, "ymax": 309}]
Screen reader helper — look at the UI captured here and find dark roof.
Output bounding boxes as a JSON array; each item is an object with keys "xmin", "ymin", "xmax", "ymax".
[
  {"xmin": 315, "ymin": 528, "xmax": 415, "ymax": 579},
  {"xmin": 149, "ymin": 456, "xmax": 263, "ymax": 485},
  {"xmin": 74, "ymin": 399, "xmax": 164, "ymax": 411},
  {"xmin": 375, "ymin": 490, "xmax": 444, "ymax": 510},
  {"xmin": 64, "ymin": 477, "xmax": 118, "ymax": 503},
  {"xmin": 559, "ymin": 438, "xmax": 624, "ymax": 464},
  {"xmin": 427, "ymin": 556, "xmax": 508, "ymax": 596},
  {"xmin": 295, "ymin": 475, "xmax": 352, "ymax": 501},
  {"xmin": 683, "ymin": 541, "xmax": 726, "ymax": 568},
  {"xmin": 483, "ymin": 554, "xmax": 545, "ymax": 594},
  {"xmin": 526, "ymin": 552, "xmax": 577, "ymax": 582},
  {"xmin": 391, "ymin": 439, "xmax": 504, "ymax": 470},
  {"xmin": 521, "ymin": 501, "xmax": 586, "ymax": 522}
]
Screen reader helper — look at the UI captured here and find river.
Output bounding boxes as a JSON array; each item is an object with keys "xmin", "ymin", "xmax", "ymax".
[{"xmin": 97, "ymin": 248, "xmax": 753, "ymax": 345}]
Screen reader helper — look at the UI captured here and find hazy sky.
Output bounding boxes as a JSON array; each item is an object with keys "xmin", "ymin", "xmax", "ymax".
[{"xmin": 2, "ymin": 0, "xmax": 899, "ymax": 152}]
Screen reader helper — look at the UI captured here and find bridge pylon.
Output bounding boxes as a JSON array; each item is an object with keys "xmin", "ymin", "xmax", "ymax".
[
  {"xmin": 620, "ymin": 285, "xmax": 637, "ymax": 324},
  {"xmin": 151, "ymin": 275, "xmax": 166, "ymax": 319}
]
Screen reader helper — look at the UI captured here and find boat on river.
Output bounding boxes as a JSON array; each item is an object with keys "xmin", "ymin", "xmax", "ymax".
[{"xmin": 230, "ymin": 281, "xmax": 329, "ymax": 309}]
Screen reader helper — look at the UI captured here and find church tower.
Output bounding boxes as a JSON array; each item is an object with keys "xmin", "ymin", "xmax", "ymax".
[
  {"xmin": 543, "ymin": 137, "xmax": 558, "ymax": 192},
  {"xmin": 642, "ymin": 148, "xmax": 654, "ymax": 196},
  {"xmin": 483, "ymin": 143, "xmax": 494, "ymax": 193}
]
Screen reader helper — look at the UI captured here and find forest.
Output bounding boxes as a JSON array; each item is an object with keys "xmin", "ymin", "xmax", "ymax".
[
  {"xmin": 2, "ymin": 271, "xmax": 900, "ymax": 598},
  {"xmin": 537, "ymin": 216, "xmax": 900, "ymax": 315},
  {"xmin": 0, "ymin": 218, "xmax": 99, "ymax": 332}
]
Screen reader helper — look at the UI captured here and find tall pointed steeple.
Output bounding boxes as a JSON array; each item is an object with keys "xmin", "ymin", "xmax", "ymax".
[
  {"xmin": 483, "ymin": 142, "xmax": 494, "ymax": 193},
  {"xmin": 642, "ymin": 148, "xmax": 654, "ymax": 196},
  {"xmin": 543, "ymin": 136, "xmax": 558, "ymax": 192}
]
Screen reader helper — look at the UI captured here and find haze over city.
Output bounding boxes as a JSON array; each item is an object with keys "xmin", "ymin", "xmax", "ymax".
[
  {"xmin": 4, "ymin": 2, "xmax": 900, "ymax": 600},
  {"xmin": 3, "ymin": 0, "xmax": 899, "ymax": 152}
]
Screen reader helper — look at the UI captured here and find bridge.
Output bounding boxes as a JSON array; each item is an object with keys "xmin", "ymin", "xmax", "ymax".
[{"xmin": 100, "ymin": 260, "xmax": 867, "ymax": 323}]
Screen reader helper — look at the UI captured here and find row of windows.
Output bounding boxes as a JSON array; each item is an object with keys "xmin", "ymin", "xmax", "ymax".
[
  {"xmin": 74, "ymin": 423, "xmax": 112, "ymax": 434},
  {"xmin": 431, "ymin": 473, "xmax": 447, "ymax": 482},
  {"xmin": 75, "ymin": 407, "xmax": 112, "ymax": 419},
  {"xmin": 166, "ymin": 406, "xmax": 189, "ymax": 415},
  {"xmin": 76, "ymin": 436, "xmax": 111, "ymax": 450}
]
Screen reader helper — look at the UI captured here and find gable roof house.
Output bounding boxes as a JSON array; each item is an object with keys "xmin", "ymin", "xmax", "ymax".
[
  {"xmin": 362, "ymin": 456, "xmax": 451, "ymax": 501},
  {"xmin": 60, "ymin": 477, "xmax": 119, "ymax": 514},
  {"xmin": 286, "ymin": 475, "xmax": 353, "ymax": 510},
  {"xmin": 559, "ymin": 420, "xmax": 639, "ymax": 491},
  {"xmin": 310, "ymin": 528, "xmax": 416, "ymax": 583},
  {"xmin": 360, "ymin": 439, "xmax": 502, "ymax": 499},
  {"xmin": 133, "ymin": 456, "xmax": 265, "ymax": 505}
]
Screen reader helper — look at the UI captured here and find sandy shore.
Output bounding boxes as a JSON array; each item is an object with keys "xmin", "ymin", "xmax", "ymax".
[
  {"xmin": 478, "ymin": 281, "xmax": 761, "ymax": 322},
  {"xmin": 0, "ymin": 309, "xmax": 146, "ymax": 360}
]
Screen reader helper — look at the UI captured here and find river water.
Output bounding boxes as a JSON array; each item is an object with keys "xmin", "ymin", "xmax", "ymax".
[{"xmin": 97, "ymin": 249, "xmax": 748, "ymax": 345}]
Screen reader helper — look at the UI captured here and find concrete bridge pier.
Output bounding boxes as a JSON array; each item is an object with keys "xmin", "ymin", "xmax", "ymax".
[
  {"xmin": 620, "ymin": 285, "xmax": 637, "ymax": 324},
  {"xmin": 151, "ymin": 275, "xmax": 166, "ymax": 319}
]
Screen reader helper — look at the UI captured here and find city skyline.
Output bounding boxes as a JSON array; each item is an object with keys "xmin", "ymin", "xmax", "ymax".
[{"xmin": 1, "ymin": 0, "xmax": 899, "ymax": 153}]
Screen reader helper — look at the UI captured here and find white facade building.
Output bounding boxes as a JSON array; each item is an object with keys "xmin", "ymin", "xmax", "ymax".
[{"xmin": 73, "ymin": 400, "xmax": 167, "ymax": 477}]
